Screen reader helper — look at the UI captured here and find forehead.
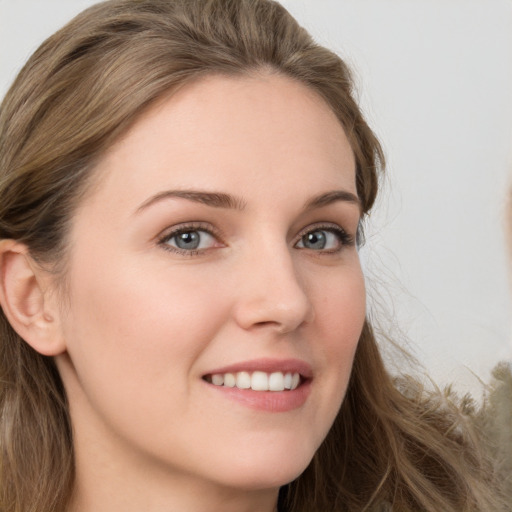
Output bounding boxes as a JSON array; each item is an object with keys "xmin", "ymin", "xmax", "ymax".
[{"xmin": 82, "ymin": 72, "xmax": 356, "ymax": 213}]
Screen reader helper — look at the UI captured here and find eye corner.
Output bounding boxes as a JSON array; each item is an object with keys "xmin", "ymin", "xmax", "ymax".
[
  {"xmin": 157, "ymin": 222, "xmax": 225, "ymax": 256},
  {"xmin": 294, "ymin": 223, "xmax": 355, "ymax": 253}
]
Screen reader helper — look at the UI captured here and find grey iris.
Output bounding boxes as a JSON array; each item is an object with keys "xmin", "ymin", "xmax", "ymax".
[
  {"xmin": 175, "ymin": 231, "xmax": 201, "ymax": 250},
  {"xmin": 302, "ymin": 231, "xmax": 326, "ymax": 250}
]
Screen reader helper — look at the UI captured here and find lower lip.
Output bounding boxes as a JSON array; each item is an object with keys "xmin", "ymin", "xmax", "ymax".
[{"xmin": 205, "ymin": 380, "xmax": 312, "ymax": 412}]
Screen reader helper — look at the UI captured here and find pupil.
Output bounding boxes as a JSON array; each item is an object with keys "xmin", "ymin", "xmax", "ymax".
[
  {"xmin": 305, "ymin": 231, "xmax": 326, "ymax": 249},
  {"xmin": 176, "ymin": 231, "xmax": 200, "ymax": 249}
]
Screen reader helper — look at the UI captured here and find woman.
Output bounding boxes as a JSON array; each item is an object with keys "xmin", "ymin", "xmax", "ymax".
[{"xmin": 0, "ymin": 0, "xmax": 502, "ymax": 511}]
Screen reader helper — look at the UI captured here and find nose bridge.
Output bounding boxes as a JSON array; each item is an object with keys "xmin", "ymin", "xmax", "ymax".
[{"xmin": 233, "ymin": 234, "xmax": 313, "ymax": 333}]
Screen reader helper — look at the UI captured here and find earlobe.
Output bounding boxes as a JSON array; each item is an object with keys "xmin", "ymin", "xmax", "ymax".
[{"xmin": 0, "ymin": 240, "xmax": 66, "ymax": 356}]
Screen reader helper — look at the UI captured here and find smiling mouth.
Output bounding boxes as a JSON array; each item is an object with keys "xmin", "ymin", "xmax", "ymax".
[{"xmin": 203, "ymin": 371, "xmax": 303, "ymax": 391}]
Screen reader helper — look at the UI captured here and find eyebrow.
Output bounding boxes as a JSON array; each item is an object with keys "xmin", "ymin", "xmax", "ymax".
[
  {"xmin": 304, "ymin": 190, "xmax": 361, "ymax": 211},
  {"xmin": 136, "ymin": 188, "xmax": 360, "ymax": 214},
  {"xmin": 136, "ymin": 190, "xmax": 247, "ymax": 213}
]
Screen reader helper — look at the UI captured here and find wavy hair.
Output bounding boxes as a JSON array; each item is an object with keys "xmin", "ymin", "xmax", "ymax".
[{"xmin": 0, "ymin": 1, "xmax": 502, "ymax": 510}]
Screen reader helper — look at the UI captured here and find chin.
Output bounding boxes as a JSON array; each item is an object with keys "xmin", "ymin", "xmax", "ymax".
[
  {"xmin": 221, "ymin": 466, "xmax": 308, "ymax": 492},
  {"xmin": 210, "ymin": 442, "xmax": 316, "ymax": 491}
]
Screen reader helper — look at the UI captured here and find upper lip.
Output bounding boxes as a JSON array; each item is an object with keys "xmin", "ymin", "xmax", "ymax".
[{"xmin": 204, "ymin": 358, "xmax": 313, "ymax": 379}]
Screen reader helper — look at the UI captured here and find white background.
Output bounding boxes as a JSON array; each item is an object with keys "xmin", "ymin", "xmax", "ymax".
[{"xmin": 1, "ymin": 0, "xmax": 511, "ymax": 397}]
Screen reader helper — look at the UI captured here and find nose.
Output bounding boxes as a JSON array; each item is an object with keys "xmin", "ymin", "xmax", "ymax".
[{"xmin": 232, "ymin": 243, "xmax": 314, "ymax": 334}]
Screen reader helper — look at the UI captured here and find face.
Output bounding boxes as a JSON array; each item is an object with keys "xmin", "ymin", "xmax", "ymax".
[{"xmin": 55, "ymin": 73, "xmax": 366, "ymax": 496}]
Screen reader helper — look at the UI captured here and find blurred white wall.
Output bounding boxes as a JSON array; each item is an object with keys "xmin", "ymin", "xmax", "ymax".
[{"xmin": 1, "ymin": 0, "xmax": 511, "ymax": 396}]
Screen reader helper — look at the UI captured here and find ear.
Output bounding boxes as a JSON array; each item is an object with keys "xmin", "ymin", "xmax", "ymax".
[{"xmin": 0, "ymin": 240, "xmax": 66, "ymax": 356}]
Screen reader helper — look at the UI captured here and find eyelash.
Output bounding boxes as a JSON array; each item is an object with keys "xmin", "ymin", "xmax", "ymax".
[
  {"xmin": 157, "ymin": 222, "xmax": 221, "ymax": 257},
  {"xmin": 296, "ymin": 224, "xmax": 355, "ymax": 253},
  {"xmin": 157, "ymin": 222, "xmax": 355, "ymax": 256}
]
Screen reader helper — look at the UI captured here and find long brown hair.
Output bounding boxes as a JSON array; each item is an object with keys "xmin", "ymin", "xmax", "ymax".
[{"xmin": 0, "ymin": 1, "xmax": 502, "ymax": 510}]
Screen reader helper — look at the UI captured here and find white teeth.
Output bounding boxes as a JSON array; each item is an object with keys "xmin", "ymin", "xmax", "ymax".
[
  {"xmin": 236, "ymin": 371, "xmax": 251, "ymax": 389},
  {"xmin": 211, "ymin": 374, "xmax": 224, "ymax": 386},
  {"xmin": 224, "ymin": 373, "xmax": 236, "ymax": 387},
  {"xmin": 208, "ymin": 371, "xmax": 302, "ymax": 391},
  {"xmin": 291, "ymin": 373, "xmax": 300, "ymax": 390},
  {"xmin": 251, "ymin": 371, "xmax": 269, "ymax": 391},
  {"xmin": 269, "ymin": 372, "xmax": 285, "ymax": 391}
]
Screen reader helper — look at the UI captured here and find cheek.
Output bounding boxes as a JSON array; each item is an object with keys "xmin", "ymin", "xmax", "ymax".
[
  {"xmin": 60, "ymin": 254, "xmax": 231, "ymax": 406},
  {"xmin": 317, "ymin": 263, "xmax": 366, "ymax": 351},
  {"xmin": 310, "ymin": 263, "xmax": 366, "ymax": 411},
  {"xmin": 58, "ymin": 256, "xmax": 239, "ymax": 464}
]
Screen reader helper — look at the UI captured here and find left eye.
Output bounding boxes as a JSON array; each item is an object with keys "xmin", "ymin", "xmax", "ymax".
[
  {"xmin": 295, "ymin": 229, "xmax": 345, "ymax": 251},
  {"xmin": 163, "ymin": 229, "xmax": 217, "ymax": 251}
]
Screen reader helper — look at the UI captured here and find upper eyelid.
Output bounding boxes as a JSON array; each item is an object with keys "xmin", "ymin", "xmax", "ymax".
[
  {"xmin": 156, "ymin": 223, "xmax": 223, "ymax": 256},
  {"xmin": 294, "ymin": 223, "xmax": 355, "ymax": 248},
  {"xmin": 295, "ymin": 222, "xmax": 352, "ymax": 238},
  {"xmin": 156, "ymin": 220, "xmax": 355, "ymax": 249},
  {"xmin": 157, "ymin": 221, "xmax": 222, "ymax": 241}
]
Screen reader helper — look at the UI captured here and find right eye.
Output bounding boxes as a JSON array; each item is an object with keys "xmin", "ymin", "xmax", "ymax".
[
  {"xmin": 294, "ymin": 224, "xmax": 354, "ymax": 254},
  {"xmin": 159, "ymin": 227, "xmax": 220, "ymax": 254}
]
